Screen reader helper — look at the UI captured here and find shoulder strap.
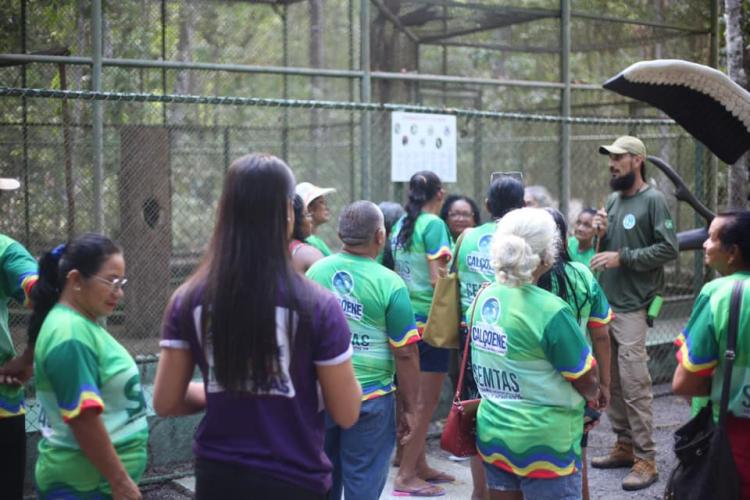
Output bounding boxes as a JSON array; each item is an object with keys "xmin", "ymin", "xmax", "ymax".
[
  {"xmin": 449, "ymin": 229, "xmax": 470, "ymax": 275},
  {"xmin": 454, "ymin": 282, "xmax": 490, "ymax": 402},
  {"xmin": 718, "ymin": 280, "xmax": 745, "ymax": 427}
]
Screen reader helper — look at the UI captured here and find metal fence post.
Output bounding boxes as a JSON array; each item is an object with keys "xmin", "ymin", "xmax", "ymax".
[
  {"xmin": 559, "ymin": 0, "xmax": 571, "ymax": 219},
  {"xmin": 693, "ymin": 140, "xmax": 705, "ymax": 294},
  {"xmin": 360, "ymin": 0, "xmax": 371, "ymax": 200},
  {"xmin": 92, "ymin": 0, "xmax": 104, "ymax": 232}
]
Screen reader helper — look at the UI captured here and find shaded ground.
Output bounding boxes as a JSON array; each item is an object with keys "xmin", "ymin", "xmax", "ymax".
[{"xmin": 141, "ymin": 384, "xmax": 691, "ymax": 499}]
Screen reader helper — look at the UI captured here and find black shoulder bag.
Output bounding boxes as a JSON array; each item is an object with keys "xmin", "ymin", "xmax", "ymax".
[{"xmin": 664, "ymin": 280, "xmax": 745, "ymax": 500}]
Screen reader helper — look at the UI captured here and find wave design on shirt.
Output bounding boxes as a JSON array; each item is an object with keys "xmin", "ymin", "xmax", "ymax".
[
  {"xmin": 361, "ymin": 382, "xmax": 396, "ymax": 401},
  {"xmin": 0, "ymin": 395, "xmax": 25, "ymax": 417},
  {"xmin": 587, "ymin": 307, "xmax": 614, "ymax": 328},
  {"xmin": 558, "ymin": 352, "xmax": 597, "ymax": 381},
  {"xmin": 478, "ymin": 439, "xmax": 580, "ymax": 478},
  {"xmin": 427, "ymin": 245, "xmax": 452, "ymax": 261},
  {"xmin": 20, "ymin": 272, "xmax": 38, "ymax": 307},
  {"xmin": 59, "ymin": 385, "xmax": 104, "ymax": 422},
  {"xmin": 389, "ymin": 325, "xmax": 420, "ymax": 348},
  {"xmin": 675, "ymin": 332, "xmax": 717, "ymax": 376}
]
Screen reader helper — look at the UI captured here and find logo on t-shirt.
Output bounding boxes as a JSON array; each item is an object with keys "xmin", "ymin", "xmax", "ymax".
[
  {"xmin": 332, "ymin": 271, "xmax": 364, "ymax": 321},
  {"xmin": 472, "ymin": 297, "xmax": 507, "ymax": 355},
  {"xmin": 333, "ymin": 271, "xmax": 355, "ymax": 295},
  {"xmin": 622, "ymin": 213, "xmax": 636, "ymax": 230},
  {"xmin": 665, "ymin": 219, "xmax": 674, "ymax": 230},
  {"xmin": 481, "ymin": 297, "xmax": 501, "ymax": 323},
  {"xmin": 466, "ymin": 235, "xmax": 493, "ymax": 275},
  {"xmin": 478, "ymin": 234, "xmax": 492, "ymax": 252}
]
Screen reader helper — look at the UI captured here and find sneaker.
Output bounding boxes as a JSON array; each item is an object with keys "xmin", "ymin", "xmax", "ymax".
[
  {"xmin": 621, "ymin": 457, "xmax": 659, "ymax": 491},
  {"xmin": 590, "ymin": 441, "xmax": 635, "ymax": 469}
]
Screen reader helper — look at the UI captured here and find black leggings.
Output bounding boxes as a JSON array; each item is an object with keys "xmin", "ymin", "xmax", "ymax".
[
  {"xmin": 195, "ymin": 457, "xmax": 327, "ymax": 500},
  {"xmin": 0, "ymin": 415, "xmax": 26, "ymax": 500}
]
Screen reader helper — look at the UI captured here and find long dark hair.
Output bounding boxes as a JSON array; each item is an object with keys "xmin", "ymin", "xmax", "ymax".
[
  {"xmin": 537, "ymin": 208, "xmax": 591, "ymax": 322},
  {"xmin": 718, "ymin": 210, "xmax": 750, "ymax": 265},
  {"xmin": 178, "ymin": 153, "xmax": 305, "ymax": 393},
  {"xmin": 292, "ymin": 194, "xmax": 308, "ymax": 242},
  {"xmin": 440, "ymin": 195, "xmax": 481, "ymax": 227},
  {"xmin": 397, "ymin": 171, "xmax": 442, "ymax": 250},
  {"xmin": 28, "ymin": 233, "xmax": 121, "ymax": 343}
]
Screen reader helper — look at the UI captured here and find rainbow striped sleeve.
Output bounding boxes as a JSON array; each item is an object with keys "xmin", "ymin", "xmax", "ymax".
[
  {"xmin": 675, "ymin": 332, "xmax": 717, "ymax": 376},
  {"xmin": 19, "ymin": 272, "xmax": 38, "ymax": 307},
  {"xmin": 587, "ymin": 307, "xmax": 614, "ymax": 328},
  {"xmin": 426, "ymin": 245, "xmax": 452, "ymax": 261},
  {"xmin": 59, "ymin": 384, "xmax": 105, "ymax": 422},
  {"xmin": 389, "ymin": 324, "xmax": 420, "ymax": 348},
  {"xmin": 559, "ymin": 352, "xmax": 597, "ymax": 381}
]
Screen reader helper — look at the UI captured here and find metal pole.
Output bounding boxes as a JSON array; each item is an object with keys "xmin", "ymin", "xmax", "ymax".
[
  {"xmin": 360, "ymin": 0, "xmax": 371, "ymax": 200},
  {"xmin": 559, "ymin": 0, "xmax": 571, "ymax": 219},
  {"xmin": 21, "ymin": 0, "xmax": 30, "ymax": 245},
  {"xmin": 161, "ymin": 0, "xmax": 167, "ymax": 124},
  {"xmin": 474, "ymin": 90, "xmax": 484, "ymax": 203},
  {"xmin": 0, "ymin": 54, "xmax": 604, "ymax": 91},
  {"xmin": 92, "ymin": 0, "xmax": 104, "ymax": 232},
  {"xmin": 282, "ymin": 4, "xmax": 289, "ymax": 161},
  {"xmin": 693, "ymin": 140, "xmax": 704, "ymax": 293},
  {"xmin": 348, "ymin": 0, "xmax": 356, "ymax": 202},
  {"xmin": 707, "ymin": 0, "xmax": 719, "ymax": 213}
]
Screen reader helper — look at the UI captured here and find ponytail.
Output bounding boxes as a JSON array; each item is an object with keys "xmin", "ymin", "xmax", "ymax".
[
  {"xmin": 27, "ymin": 234, "xmax": 121, "ymax": 343},
  {"xmin": 397, "ymin": 171, "xmax": 442, "ymax": 250},
  {"xmin": 27, "ymin": 249, "xmax": 65, "ymax": 344}
]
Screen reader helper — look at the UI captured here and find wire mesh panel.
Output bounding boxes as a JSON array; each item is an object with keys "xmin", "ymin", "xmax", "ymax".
[{"xmin": 0, "ymin": 1, "xmax": 733, "ymax": 443}]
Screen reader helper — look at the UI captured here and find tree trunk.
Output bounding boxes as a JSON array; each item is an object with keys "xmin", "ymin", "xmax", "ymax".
[
  {"xmin": 724, "ymin": 0, "xmax": 750, "ymax": 208},
  {"xmin": 169, "ymin": 0, "xmax": 196, "ymax": 124}
]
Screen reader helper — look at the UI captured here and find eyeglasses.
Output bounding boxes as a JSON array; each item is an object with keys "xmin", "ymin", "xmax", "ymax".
[
  {"xmin": 448, "ymin": 212, "xmax": 474, "ymax": 220},
  {"xmin": 91, "ymin": 275, "xmax": 128, "ymax": 291}
]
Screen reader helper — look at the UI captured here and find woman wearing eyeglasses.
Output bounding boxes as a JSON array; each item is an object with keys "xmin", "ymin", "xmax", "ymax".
[
  {"xmin": 440, "ymin": 194, "xmax": 481, "ymax": 244},
  {"xmin": 30, "ymin": 233, "xmax": 147, "ymax": 500}
]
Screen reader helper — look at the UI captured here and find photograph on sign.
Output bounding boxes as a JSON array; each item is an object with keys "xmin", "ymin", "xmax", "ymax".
[{"xmin": 391, "ymin": 111, "xmax": 457, "ymax": 183}]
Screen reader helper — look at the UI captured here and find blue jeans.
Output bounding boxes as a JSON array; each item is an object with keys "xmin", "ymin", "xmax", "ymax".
[
  {"xmin": 483, "ymin": 462, "xmax": 582, "ymax": 500},
  {"xmin": 325, "ymin": 393, "xmax": 395, "ymax": 500}
]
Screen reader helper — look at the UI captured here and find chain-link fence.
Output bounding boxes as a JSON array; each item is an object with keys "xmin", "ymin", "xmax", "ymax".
[
  {"xmin": 0, "ymin": 1, "xmax": 724, "ymax": 443},
  {"xmin": 0, "ymin": 86, "xmax": 720, "ymax": 381}
]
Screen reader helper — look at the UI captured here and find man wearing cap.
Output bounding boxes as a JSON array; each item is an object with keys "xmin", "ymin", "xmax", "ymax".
[
  {"xmin": 296, "ymin": 182, "xmax": 336, "ymax": 256},
  {"xmin": 0, "ymin": 177, "xmax": 39, "ymax": 499},
  {"xmin": 589, "ymin": 136, "xmax": 678, "ymax": 491}
]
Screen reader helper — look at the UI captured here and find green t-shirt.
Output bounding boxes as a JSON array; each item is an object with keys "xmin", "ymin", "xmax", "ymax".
[
  {"xmin": 567, "ymin": 236, "xmax": 595, "ymax": 268},
  {"xmin": 0, "ymin": 234, "xmax": 38, "ymax": 419},
  {"xmin": 456, "ymin": 221, "xmax": 496, "ymax": 322},
  {"xmin": 306, "ymin": 234, "xmax": 332, "ymax": 256},
  {"xmin": 469, "ymin": 283, "xmax": 596, "ymax": 478},
  {"xmin": 551, "ymin": 262, "xmax": 613, "ymax": 342},
  {"xmin": 34, "ymin": 305, "xmax": 148, "ymax": 497},
  {"xmin": 598, "ymin": 186, "xmax": 679, "ymax": 312},
  {"xmin": 391, "ymin": 213, "xmax": 452, "ymax": 326},
  {"xmin": 307, "ymin": 253, "xmax": 420, "ymax": 400},
  {"xmin": 676, "ymin": 271, "xmax": 750, "ymax": 422}
]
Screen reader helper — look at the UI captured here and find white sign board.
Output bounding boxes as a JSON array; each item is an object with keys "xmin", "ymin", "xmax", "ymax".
[{"xmin": 391, "ymin": 112, "xmax": 457, "ymax": 183}]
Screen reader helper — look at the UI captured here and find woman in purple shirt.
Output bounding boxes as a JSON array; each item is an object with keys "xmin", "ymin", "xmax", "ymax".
[{"xmin": 153, "ymin": 154, "xmax": 361, "ymax": 499}]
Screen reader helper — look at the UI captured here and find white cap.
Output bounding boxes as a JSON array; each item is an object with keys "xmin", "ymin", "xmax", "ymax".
[
  {"xmin": 295, "ymin": 182, "xmax": 336, "ymax": 208},
  {"xmin": 0, "ymin": 178, "xmax": 20, "ymax": 191}
]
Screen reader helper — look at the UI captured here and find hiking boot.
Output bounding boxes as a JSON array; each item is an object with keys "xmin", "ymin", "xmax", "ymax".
[
  {"xmin": 621, "ymin": 458, "xmax": 659, "ymax": 491},
  {"xmin": 590, "ymin": 441, "xmax": 635, "ymax": 469}
]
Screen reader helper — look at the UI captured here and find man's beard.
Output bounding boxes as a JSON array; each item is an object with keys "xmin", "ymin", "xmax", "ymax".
[{"xmin": 609, "ymin": 170, "xmax": 636, "ymax": 191}]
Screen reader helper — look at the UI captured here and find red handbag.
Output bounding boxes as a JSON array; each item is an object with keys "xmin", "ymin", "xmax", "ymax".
[{"xmin": 439, "ymin": 284, "xmax": 488, "ymax": 457}]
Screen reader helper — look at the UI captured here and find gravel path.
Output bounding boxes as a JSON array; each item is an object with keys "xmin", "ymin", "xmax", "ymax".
[{"xmin": 143, "ymin": 384, "xmax": 691, "ymax": 499}]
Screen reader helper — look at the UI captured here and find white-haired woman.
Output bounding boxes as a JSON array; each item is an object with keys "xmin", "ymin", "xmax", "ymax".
[{"xmin": 469, "ymin": 208, "xmax": 599, "ymax": 500}]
